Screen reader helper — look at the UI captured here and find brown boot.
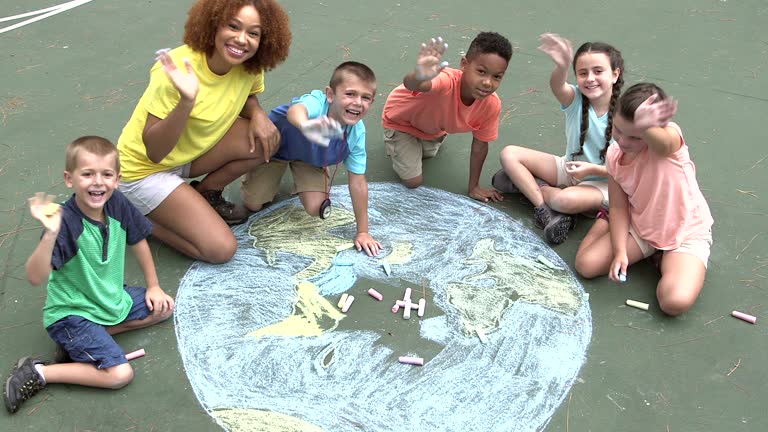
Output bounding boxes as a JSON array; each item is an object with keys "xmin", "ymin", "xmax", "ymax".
[{"xmin": 191, "ymin": 181, "xmax": 249, "ymax": 225}]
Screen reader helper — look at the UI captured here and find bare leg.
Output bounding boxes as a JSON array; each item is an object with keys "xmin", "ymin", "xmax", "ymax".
[
  {"xmin": 542, "ymin": 185, "xmax": 604, "ymax": 214},
  {"xmin": 498, "ymin": 146, "xmax": 559, "ymax": 207},
  {"xmin": 107, "ymin": 309, "xmax": 173, "ymax": 336},
  {"xmin": 656, "ymin": 252, "xmax": 707, "ymax": 316},
  {"xmin": 298, "ymin": 191, "xmax": 327, "ymax": 217},
  {"xmin": 574, "ymin": 222, "xmax": 645, "ymax": 278},
  {"xmin": 40, "ymin": 362, "xmax": 134, "ymax": 389},
  {"xmin": 147, "ymin": 183, "xmax": 237, "ymax": 263},
  {"xmin": 402, "ymin": 175, "xmax": 423, "ymax": 189}
]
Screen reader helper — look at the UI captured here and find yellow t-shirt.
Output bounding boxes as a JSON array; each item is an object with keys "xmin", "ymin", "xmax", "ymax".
[{"xmin": 118, "ymin": 45, "xmax": 264, "ymax": 181}]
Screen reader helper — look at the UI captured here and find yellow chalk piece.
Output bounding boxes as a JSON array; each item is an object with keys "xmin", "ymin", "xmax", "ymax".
[
  {"xmin": 337, "ymin": 293, "xmax": 348, "ymax": 308},
  {"xmin": 626, "ymin": 299, "xmax": 649, "ymax": 311},
  {"xmin": 44, "ymin": 203, "xmax": 60, "ymax": 216},
  {"xmin": 335, "ymin": 242, "xmax": 355, "ymax": 252}
]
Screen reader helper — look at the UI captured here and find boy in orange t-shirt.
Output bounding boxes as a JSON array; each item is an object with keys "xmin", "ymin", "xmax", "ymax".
[{"xmin": 382, "ymin": 32, "xmax": 513, "ymax": 202}]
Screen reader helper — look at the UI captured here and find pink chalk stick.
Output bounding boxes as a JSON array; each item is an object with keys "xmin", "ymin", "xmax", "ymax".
[
  {"xmin": 731, "ymin": 310, "xmax": 757, "ymax": 324},
  {"xmin": 368, "ymin": 288, "xmax": 383, "ymax": 301},
  {"xmin": 125, "ymin": 348, "xmax": 145, "ymax": 361},
  {"xmin": 391, "ymin": 304, "xmax": 400, "ymax": 313},
  {"xmin": 398, "ymin": 356, "xmax": 424, "ymax": 366}
]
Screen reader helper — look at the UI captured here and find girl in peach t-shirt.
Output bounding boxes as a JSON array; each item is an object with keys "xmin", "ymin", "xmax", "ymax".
[{"xmin": 574, "ymin": 83, "xmax": 713, "ymax": 316}]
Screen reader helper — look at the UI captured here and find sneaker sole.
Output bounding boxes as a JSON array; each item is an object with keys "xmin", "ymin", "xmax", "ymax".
[{"xmin": 545, "ymin": 216, "xmax": 573, "ymax": 244}]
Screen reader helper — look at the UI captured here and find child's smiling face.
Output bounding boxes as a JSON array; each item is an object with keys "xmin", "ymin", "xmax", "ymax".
[
  {"xmin": 209, "ymin": 5, "xmax": 262, "ymax": 75},
  {"xmin": 574, "ymin": 52, "xmax": 619, "ymax": 103},
  {"xmin": 325, "ymin": 73, "xmax": 376, "ymax": 126},
  {"xmin": 64, "ymin": 151, "xmax": 120, "ymax": 221}
]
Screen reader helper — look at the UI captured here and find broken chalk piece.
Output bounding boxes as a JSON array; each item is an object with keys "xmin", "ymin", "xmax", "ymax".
[
  {"xmin": 731, "ymin": 310, "xmax": 757, "ymax": 324},
  {"xmin": 619, "ymin": 272, "xmax": 627, "ymax": 283},
  {"xmin": 417, "ymin": 298, "xmax": 426, "ymax": 317},
  {"xmin": 626, "ymin": 299, "xmax": 649, "ymax": 311},
  {"xmin": 125, "ymin": 348, "xmax": 145, "ymax": 361},
  {"xmin": 367, "ymin": 288, "xmax": 383, "ymax": 301},
  {"xmin": 336, "ymin": 242, "xmax": 355, "ymax": 252},
  {"xmin": 398, "ymin": 356, "xmax": 424, "ymax": 366},
  {"xmin": 341, "ymin": 295, "xmax": 355, "ymax": 313},
  {"xmin": 154, "ymin": 48, "xmax": 171, "ymax": 56},
  {"xmin": 337, "ymin": 293, "xmax": 349, "ymax": 308},
  {"xmin": 391, "ymin": 304, "xmax": 400, "ymax": 313},
  {"xmin": 537, "ymin": 255, "xmax": 557, "ymax": 269},
  {"xmin": 475, "ymin": 328, "xmax": 489, "ymax": 344},
  {"xmin": 44, "ymin": 203, "xmax": 60, "ymax": 216},
  {"xmin": 382, "ymin": 262, "xmax": 392, "ymax": 276}
]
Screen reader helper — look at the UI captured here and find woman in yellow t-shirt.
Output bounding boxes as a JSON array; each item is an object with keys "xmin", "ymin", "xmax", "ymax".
[{"xmin": 117, "ymin": 0, "xmax": 291, "ymax": 263}]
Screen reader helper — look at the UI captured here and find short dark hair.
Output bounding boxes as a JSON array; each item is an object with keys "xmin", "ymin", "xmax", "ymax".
[
  {"xmin": 329, "ymin": 61, "xmax": 376, "ymax": 90},
  {"xmin": 466, "ymin": 32, "xmax": 513, "ymax": 62},
  {"xmin": 618, "ymin": 83, "xmax": 668, "ymax": 121},
  {"xmin": 65, "ymin": 136, "xmax": 120, "ymax": 172}
]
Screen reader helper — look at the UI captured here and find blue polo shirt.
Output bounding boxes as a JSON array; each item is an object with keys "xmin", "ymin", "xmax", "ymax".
[{"xmin": 43, "ymin": 190, "xmax": 152, "ymax": 328}]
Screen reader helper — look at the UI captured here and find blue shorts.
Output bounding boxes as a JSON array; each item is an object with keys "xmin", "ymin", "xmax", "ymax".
[{"xmin": 46, "ymin": 286, "xmax": 151, "ymax": 369}]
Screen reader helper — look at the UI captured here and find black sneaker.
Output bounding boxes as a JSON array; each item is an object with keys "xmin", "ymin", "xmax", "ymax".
[
  {"xmin": 544, "ymin": 212, "xmax": 574, "ymax": 245},
  {"xmin": 533, "ymin": 205, "xmax": 554, "ymax": 229},
  {"xmin": 491, "ymin": 169, "xmax": 519, "ymax": 194},
  {"xmin": 4, "ymin": 357, "xmax": 46, "ymax": 414},
  {"xmin": 191, "ymin": 181, "xmax": 249, "ymax": 225}
]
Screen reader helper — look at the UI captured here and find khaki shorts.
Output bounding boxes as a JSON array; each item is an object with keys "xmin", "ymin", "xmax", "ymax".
[
  {"xmin": 119, "ymin": 164, "xmax": 192, "ymax": 215},
  {"xmin": 553, "ymin": 155, "xmax": 609, "ymax": 208},
  {"xmin": 629, "ymin": 226, "xmax": 713, "ymax": 268},
  {"xmin": 241, "ymin": 160, "xmax": 328, "ymax": 207},
  {"xmin": 383, "ymin": 128, "xmax": 447, "ymax": 180}
]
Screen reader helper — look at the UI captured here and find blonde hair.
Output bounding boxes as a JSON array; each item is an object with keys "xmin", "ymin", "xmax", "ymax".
[{"xmin": 65, "ymin": 136, "xmax": 120, "ymax": 172}]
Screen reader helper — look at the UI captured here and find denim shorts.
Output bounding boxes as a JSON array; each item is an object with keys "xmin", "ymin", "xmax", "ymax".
[{"xmin": 46, "ymin": 286, "xmax": 151, "ymax": 369}]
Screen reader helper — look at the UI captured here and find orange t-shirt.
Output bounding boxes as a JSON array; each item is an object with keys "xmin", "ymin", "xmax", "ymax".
[
  {"xmin": 606, "ymin": 122, "xmax": 713, "ymax": 250},
  {"xmin": 381, "ymin": 68, "xmax": 501, "ymax": 142}
]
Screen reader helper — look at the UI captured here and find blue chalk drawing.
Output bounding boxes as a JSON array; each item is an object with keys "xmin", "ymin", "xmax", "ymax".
[{"xmin": 174, "ymin": 183, "xmax": 592, "ymax": 432}]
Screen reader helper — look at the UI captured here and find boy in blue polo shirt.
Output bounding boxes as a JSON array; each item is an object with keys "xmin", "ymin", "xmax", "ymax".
[
  {"xmin": 241, "ymin": 61, "xmax": 382, "ymax": 256},
  {"xmin": 3, "ymin": 136, "xmax": 174, "ymax": 414}
]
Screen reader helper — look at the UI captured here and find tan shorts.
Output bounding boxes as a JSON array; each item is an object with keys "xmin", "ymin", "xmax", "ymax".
[
  {"xmin": 553, "ymin": 155, "xmax": 609, "ymax": 208},
  {"xmin": 383, "ymin": 128, "xmax": 447, "ymax": 180},
  {"xmin": 629, "ymin": 226, "xmax": 713, "ymax": 268},
  {"xmin": 241, "ymin": 160, "xmax": 328, "ymax": 207}
]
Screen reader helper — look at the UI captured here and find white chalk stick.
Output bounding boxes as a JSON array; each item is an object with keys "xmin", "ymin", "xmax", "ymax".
[
  {"xmin": 341, "ymin": 295, "xmax": 355, "ymax": 313},
  {"xmin": 403, "ymin": 298, "xmax": 411, "ymax": 320},
  {"xmin": 475, "ymin": 328, "xmax": 488, "ymax": 344},
  {"xmin": 404, "ymin": 288, "xmax": 412, "ymax": 301},
  {"xmin": 417, "ymin": 298, "xmax": 426, "ymax": 317},
  {"xmin": 537, "ymin": 255, "xmax": 557, "ymax": 269},
  {"xmin": 619, "ymin": 272, "xmax": 627, "ymax": 283},
  {"xmin": 398, "ymin": 356, "xmax": 424, "ymax": 366},
  {"xmin": 337, "ymin": 293, "xmax": 349, "ymax": 308},
  {"xmin": 626, "ymin": 299, "xmax": 649, "ymax": 311}
]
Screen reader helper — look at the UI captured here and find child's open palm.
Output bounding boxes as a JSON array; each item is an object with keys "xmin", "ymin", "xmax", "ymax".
[
  {"xmin": 28, "ymin": 192, "xmax": 61, "ymax": 234},
  {"xmin": 414, "ymin": 37, "xmax": 449, "ymax": 81},
  {"xmin": 538, "ymin": 33, "xmax": 573, "ymax": 68},
  {"xmin": 300, "ymin": 116, "xmax": 343, "ymax": 147},
  {"xmin": 634, "ymin": 94, "xmax": 678, "ymax": 130},
  {"xmin": 156, "ymin": 49, "xmax": 199, "ymax": 102}
]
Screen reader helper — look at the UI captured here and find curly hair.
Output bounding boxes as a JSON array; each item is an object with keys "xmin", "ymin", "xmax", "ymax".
[
  {"xmin": 571, "ymin": 42, "xmax": 624, "ymax": 162},
  {"xmin": 183, "ymin": 0, "xmax": 291, "ymax": 74},
  {"xmin": 618, "ymin": 83, "xmax": 668, "ymax": 121},
  {"xmin": 466, "ymin": 32, "xmax": 513, "ymax": 63}
]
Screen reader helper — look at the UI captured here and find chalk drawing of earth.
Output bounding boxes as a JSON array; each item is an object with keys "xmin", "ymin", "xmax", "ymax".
[{"xmin": 174, "ymin": 183, "xmax": 591, "ymax": 432}]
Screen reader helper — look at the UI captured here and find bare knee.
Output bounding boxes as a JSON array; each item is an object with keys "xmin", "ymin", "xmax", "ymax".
[
  {"xmin": 106, "ymin": 364, "xmax": 134, "ymax": 389},
  {"xmin": 198, "ymin": 235, "xmax": 237, "ymax": 264},
  {"xmin": 574, "ymin": 251, "xmax": 603, "ymax": 279},
  {"xmin": 548, "ymin": 193, "xmax": 580, "ymax": 214},
  {"xmin": 402, "ymin": 177, "xmax": 423, "ymax": 189},
  {"xmin": 657, "ymin": 283, "xmax": 696, "ymax": 316},
  {"xmin": 499, "ymin": 145, "xmax": 524, "ymax": 163}
]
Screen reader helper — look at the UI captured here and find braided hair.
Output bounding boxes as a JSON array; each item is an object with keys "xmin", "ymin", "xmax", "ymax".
[{"xmin": 571, "ymin": 42, "xmax": 624, "ymax": 162}]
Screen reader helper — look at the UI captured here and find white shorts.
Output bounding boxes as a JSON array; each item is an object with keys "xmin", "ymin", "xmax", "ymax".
[
  {"xmin": 119, "ymin": 164, "xmax": 191, "ymax": 215},
  {"xmin": 553, "ymin": 155, "xmax": 609, "ymax": 208}
]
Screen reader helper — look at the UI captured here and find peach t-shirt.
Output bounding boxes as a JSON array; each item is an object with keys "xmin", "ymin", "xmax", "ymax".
[
  {"xmin": 381, "ymin": 67, "xmax": 501, "ymax": 142},
  {"xmin": 606, "ymin": 122, "xmax": 713, "ymax": 250}
]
